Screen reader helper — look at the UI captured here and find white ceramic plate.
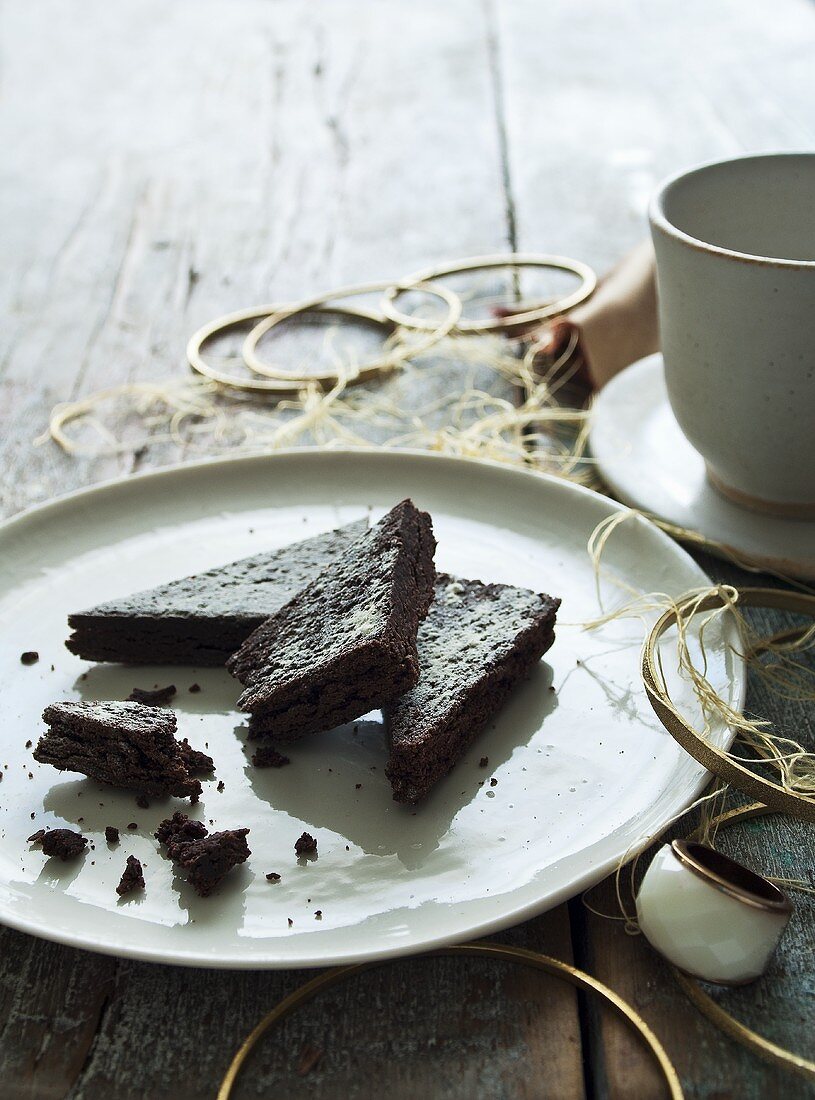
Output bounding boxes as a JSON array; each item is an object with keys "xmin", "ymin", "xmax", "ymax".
[
  {"xmin": 0, "ymin": 450, "xmax": 742, "ymax": 969},
  {"xmin": 589, "ymin": 354, "xmax": 815, "ymax": 580}
]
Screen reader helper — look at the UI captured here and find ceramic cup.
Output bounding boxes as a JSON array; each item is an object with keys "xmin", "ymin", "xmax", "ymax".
[
  {"xmin": 635, "ymin": 839, "xmax": 792, "ymax": 985},
  {"xmin": 649, "ymin": 152, "xmax": 815, "ymax": 518}
]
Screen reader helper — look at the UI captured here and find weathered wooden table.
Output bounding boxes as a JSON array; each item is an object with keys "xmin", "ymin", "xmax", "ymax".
[{"xmin": 2, "ymin": 1, "xmax": 814, "ymax": 1096}]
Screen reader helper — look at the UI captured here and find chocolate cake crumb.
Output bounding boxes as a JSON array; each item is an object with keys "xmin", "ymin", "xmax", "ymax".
[
  {"xmin": 116, "ymin": 855, "xmax": 145, "ymax": 896},
  {"xmin": 105, "ymin": 826, "xmax": 120, "ymax": 844},
  {"xmin": 174, "ymin": 829, "xmax": 251, "ymax": 897},
  {"xmin": 295, "ymin": 832, "xmax": 317, "ymax": 857},
  {"xmin": 479, "ymin": 756, "xmax": 489, "ymax": 767},
  {"xmin": 217, "ymin": 780, "xmax": 225, "ymax": 792},
  {"xmin": 189, "ymin": 683, "xmax": 201, "ymax": 693},
  {"xmin": 355, "ymin": 783, "xmax": 362, "ymax": 790},
  {"xmin": 288, "ymin": 918, "xmax": 293, "ymax": 927},
  {"xmin": 177, "ymin": 738, "xmax": 214, "ymax": 773},
  {"xmin": 25, "ymin": 740, "xmax": 32, "ymax": 749},
  {"xmin": 127, "ymin": 684, "xmax": 176, "ymax": 706},
  {"xmin": 155, "ymin": 811, "xmax": 208, "ymax": 858},
  {"xmin": 136, "ymin": 794, "xmax": 150, "ymax": 809},
  {"xmin": 39, "ymin": 828, "xmax": 88, "ymax": 860},
  {"xmin": 127, "ymin": 822, "xmax": 138, "ymax": 830},
  {"xmin": 20, "ymin": 651, "xmax": 39, "ymax": 665},
  {"xmin": 251, "ymin": 746, "xmax": 290, "ymax": 768},
  {"xmin": 490, "ymin": 778, "xmax": 498, "ymax": 787},
  {"xmin": 314, "ymin": 910, "xmax": 322, "ymax": 920},
  {"xmin": 28, "ymin": 829, "xmax": 46, "ymax": 843},
  {"xmin": 266, "ymin": 872, "xmax": 281, "ymax": 883}
]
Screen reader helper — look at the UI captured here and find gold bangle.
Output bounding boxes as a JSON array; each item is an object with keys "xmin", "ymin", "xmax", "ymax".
[
  {"xmin": 186, "ymin": 302, "xmax": 402, "ymax": 394},
  {"xmin": 380, "ymin": 253, "xmax": 597, "ymax": 334},
  {"xmin": 217, "ymin": 940, "xmax": 683, "ymax": 1100},
  {"xmin": 641, "ymin": 587, "xmax": 815, "ymax": 822},
  {"xmin": 241, "ymin": 280, "xmax": 462, "ymax": 381},
  {"xmin": 675, "ymin": 802, "xmax": 815, "ymax": 1082}
]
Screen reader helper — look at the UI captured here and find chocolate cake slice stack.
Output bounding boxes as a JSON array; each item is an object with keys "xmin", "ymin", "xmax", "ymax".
[
  {"xmin": 227, "ymin": 499, "xmax": 436, "ymax": 740},
  {"xmin": 66, "ymin": 519, "xmax": 367, "ymax": 666},
  {"xmin": 385, "ymin": 575, "xmax": 560, "ymax": 803},
  {"xmin": 35, "ymin": 700, "xmax": 205, "ymax": 800}
]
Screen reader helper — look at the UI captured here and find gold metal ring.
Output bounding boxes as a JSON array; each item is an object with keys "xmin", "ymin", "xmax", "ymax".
[
  {"xmin": 216, "ymin": 940, "xmax": 683, "ymax": 1099},
  {"xmin": 242, "ymin": 280, "xmax": 462, "ymax": 381},
  {"xmin": 641, "ymin": 587, "xmax": 815, "ymax": 821},
  {"xmin": 186, "ymin": 303, "xmax": 402, "ymax": 394},
  {"xmin": 380, "ymin": 253, "xmax": 597, "ymax": 334},
  {"xmin": 676, "ymin": 802, "xmax": 815, "ymax": 1082}
]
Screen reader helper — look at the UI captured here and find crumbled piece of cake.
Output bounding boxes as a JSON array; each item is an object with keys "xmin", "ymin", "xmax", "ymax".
[
  {"xmin": 35, "ymin": 701, "xmax": 202, "ymax": 800},
  {"xmin": 116, "ymin": 855, "xmax": 145, "ymax": 896},
  {"xmin": 295, "ymin": 832, "xmax": 318, "ymax": 857},
  {"xmin": 251, "ymin": 746, "xmax": 290, "ymax": 768},
  {"xmin": 127, "ymin": 684, "xmax": 176, "ymax": 706},
  {"xmin": 29, "ymin": 828, "xmax": 88, "ymax": 861}
]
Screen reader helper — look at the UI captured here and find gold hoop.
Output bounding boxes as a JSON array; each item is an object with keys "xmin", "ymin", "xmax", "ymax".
[
  {"xmin": 676, "ymin": 802, "xmax": 815, "ymax": 1082},
  {"xmin": 186, "ymin": 303, "xmax": 403, "ymax": 394},
  {"xmin": 242, "ymin": 280, "xmax": 462, "ymax": 381},
  {"xmin": 641, "ymin": 587, "xmax": 815, "ymax": 821},
  {"xmin": 217, "ymin": 941, "xmax": 683, "ymax": 1100},
  {"xmin": 380, "ymin": 253, "xmax": 597, "ymax": 334}
]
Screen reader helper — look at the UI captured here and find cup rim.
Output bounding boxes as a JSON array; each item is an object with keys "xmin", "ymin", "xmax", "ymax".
[
  {"xmin": 671, "ymin": 839, "xmax": 793, "ymax": 914},
  {"xmin": 649, "ymin": 152, "xmax": 815, "ymax": 270}
]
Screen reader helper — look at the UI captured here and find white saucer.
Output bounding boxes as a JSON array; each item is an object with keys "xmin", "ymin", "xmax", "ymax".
[{"xmin": 589, "ymin": 354, "xmax": 815, "ymax": 581}]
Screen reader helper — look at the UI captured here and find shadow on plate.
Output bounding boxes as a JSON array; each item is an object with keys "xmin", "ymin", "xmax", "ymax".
[
  {"xmin": 72, "ymin": 666, "xmax": 239, "ymax": 714},
  {"xmin": 245, "ymin": 661, "xmax": 558, "ymax": 870}
]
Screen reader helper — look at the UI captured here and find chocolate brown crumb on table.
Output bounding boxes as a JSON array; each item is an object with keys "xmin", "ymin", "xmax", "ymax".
[
  {"xmin": 29, "ymin": 828, "xmax": 88, "ymax": 860},
  {"xmin": 116, "ymin": 855, "xmax": 145, "ymax": 896},
  {"xmin": 127, "ymin": 684, "xmax": 176, "ymax": 706},
  {"xmin": 105, "ymin": 826, "xmax": 120, "ymax": 844},
  {"xmin": 189, "ymin": 683, "xmax": 201, "ymax": 693},
  {"xmin": 20, "ymin": 651, "xmax": 39, "ymax": 665},
  {"xmin": 266, "ymin": 872, "xmax": 281, "ymax": 883}
]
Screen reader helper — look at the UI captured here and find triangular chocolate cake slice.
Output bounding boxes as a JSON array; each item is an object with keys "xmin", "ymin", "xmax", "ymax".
[
  {"xmin": 66, "ymin": 519, "xmax": 367, "ymax": 666},
  {"xmin": 35, "ymin": 700, "xmax": 204, "ymax": 799},
  {"xmin": 227, "ymin": 499, "xmax": 436, "ymax": 741},
  {"xmin": 385, "ymin": 575, "xmax": 560, "ymax": 803}
]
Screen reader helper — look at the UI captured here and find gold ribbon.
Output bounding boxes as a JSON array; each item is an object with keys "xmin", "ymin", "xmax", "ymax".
[
  {"xmin": 641, "ymin": 586, "xmax": 815, "ymax": 821},
  {"xmin": 217, "ymin": 941, "xmax": 683, "ymax": 1099}
]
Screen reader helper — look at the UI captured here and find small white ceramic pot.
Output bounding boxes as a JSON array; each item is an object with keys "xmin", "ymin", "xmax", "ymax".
[
  {"xmin": 649, "ymin": 152, "xmax": 815, "ymax": 518},
  {"xmin": 636, "ymin": 839, "xmax": 792, "ymax": 985}
]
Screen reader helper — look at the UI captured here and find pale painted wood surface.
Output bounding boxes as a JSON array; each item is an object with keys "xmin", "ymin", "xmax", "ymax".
[{"xmin": 1, "ymin": 1, "xmax": 814, "ymax": 1096}]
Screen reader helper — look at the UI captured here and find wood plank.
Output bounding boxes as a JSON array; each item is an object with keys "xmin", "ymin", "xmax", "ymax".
[{"xmin": 0, "ymin": 2, "xmax": 584, "ymax": 1097}]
